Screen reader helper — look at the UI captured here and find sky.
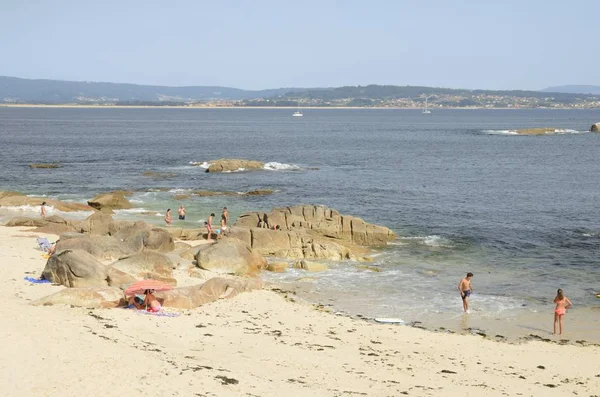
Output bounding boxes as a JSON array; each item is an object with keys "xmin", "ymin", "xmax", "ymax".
[{"xmin": 1, "ymin": 0, "xmax": 599, "ymax": 90}]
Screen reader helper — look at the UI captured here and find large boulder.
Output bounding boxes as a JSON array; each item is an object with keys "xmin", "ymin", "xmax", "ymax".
[
  {"xmin": 107, "ymin": 267, "xmax": 138, "ymax": 289},
  {"xmin": 195, "ymin": 238, "xmax": 267, "ymax": 275},
  {"xmin": 80, "ymin": 211, "xmax": 114, "ymax": 235},
  {"xmin": 42, "ymin": 249, "xmax": 109, "ymax": 288},
  {"xmin": 5, "ymin": 217, "xmax": 47, "ymax": 227},
  {"xmin": 33, "ymin": 223, "xmax": 77, "ymax": 235},
  {"xmin": 155, "ymin": 277, "xmax": 263, "ymax": 309},
  {"xmin": 144, "ymin": 228, "xmax": 175, "ymax": 252},
  {"xmin": 203, "ymin": 158, "xmax": 265, "ymax": 173},
  {"xmin": 32, "ymin": 287, "xmax": 124, "ymax": 308},
  {"xmin": 87, "ymin": 191, "xmax": 133, "ymax": 212},
  {"xmin": 591, "ymin": 123, "xmax": 600, "ymax": 132},
  {"xmin": 514, "ymin": 128, "xmax": 558, "ymax": 135},
  {"xmin": 55, "ymin": 234, "xmax": 139, "ymax": 261},
  {"xmin": 109, "ymin": 251, "xmax": 175, "ymax": 281},
  {"xmin": 165, "ymin": 227, "xmax": 206, "ymax": 241},
  {"xmin": 235, "ymin": 205, "xmax": 395, "ymax": 247},
  {"xmin": 227, "ymin": 227, "xmax": 366, "ymax": 261},
  {"xmin": 293, "ymin": 260, "xmax": 328, "ymax": 272}
]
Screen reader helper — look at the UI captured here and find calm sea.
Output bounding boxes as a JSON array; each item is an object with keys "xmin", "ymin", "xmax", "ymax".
[{"xmin": 1, "ymin": 107, "xmax": 599, "ymax": 338}]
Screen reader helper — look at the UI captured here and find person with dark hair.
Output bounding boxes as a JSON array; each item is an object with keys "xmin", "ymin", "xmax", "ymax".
[
  {"xmin": 458, "ymin": 272, "xmax": 474, "ymax": 313},
  {"xmin": 40, "ymin": 202, "xmax": 47, "ymax": 218},
  {"xmin": 553, "ymin": 288, "xmax": 572, "ymax": 335}
]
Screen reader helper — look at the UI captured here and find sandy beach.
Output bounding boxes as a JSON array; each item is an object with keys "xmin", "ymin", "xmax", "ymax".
[{"xmin": 1, "ymin": 225, "xmax": 598, "ymax": 397}]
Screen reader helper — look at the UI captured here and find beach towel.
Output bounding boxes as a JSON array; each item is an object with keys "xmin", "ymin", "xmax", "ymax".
[
  {"xmin": 135, "ymin": 309, "xmax": 180, "ymax": 317},
  {"xmin": 24, "ymin": 276, "xmax": 51, "ymax": 284}
]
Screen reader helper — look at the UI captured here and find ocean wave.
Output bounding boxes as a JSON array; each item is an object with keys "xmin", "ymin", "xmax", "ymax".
[
  {"xmin": 482, "ymin": 129, "xmax": 519, "ymax": 135},
  {"xmin": 264, "ymin": 162, "xmax": 301, "ymax": 171},
  {"xmin": 399, "ymin": 235, "xmax": 454, "ymax": 248},
  {"xmin": 189, "ymin": 161, "xmax": 211, "ymax": 169},
  {"xmin": 114, "ymin": 208, "xmax": 151, "ymax": 214},
  {"xmin": 482, "ymin": 129, "xmax": 584, "ymax": 135},
  {"xmin": 223, "ymin": 168, "xmax": 245, "ymax": 173}
]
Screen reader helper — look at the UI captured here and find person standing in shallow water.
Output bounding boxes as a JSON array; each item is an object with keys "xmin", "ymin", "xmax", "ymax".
[
  {"xmin": 178, "ymin": 205, "xmax": 186, "ymax": 220},
  {"xmin": 221, "ymin": 207, "xmax": 229, "ymax": 236},
  {"xmin": 553, "ymin": 288, "xmax": 572, "ymax": 335},
  {"xmin": 458, "ymin": 272, "xmax": 473, "ymax": 313},
  {"xmin": 40, "ymin": 202, "xmax": 47, "ymax": 218},
  {"xmin": 164, "ymin": 208, "xmax": 172, "ymax": 226}
]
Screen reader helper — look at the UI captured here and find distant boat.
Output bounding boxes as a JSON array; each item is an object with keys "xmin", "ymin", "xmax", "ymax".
[
  {"xmin": 293, "ymin": 101, "xmax": 303, "ymax": 117},
  {"xmin": 422, "ymin": 97, "xmax": 432, "ymax": 114}
]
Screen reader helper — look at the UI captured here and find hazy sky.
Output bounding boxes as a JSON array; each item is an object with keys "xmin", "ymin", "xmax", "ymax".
[{"xmin": 1, "ymin": 0, "xmax": 598, "ymax": 90}]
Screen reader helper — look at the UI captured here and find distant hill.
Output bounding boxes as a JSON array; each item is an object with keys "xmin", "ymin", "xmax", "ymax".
[
  {"xmin": 0, "ymin": 76, "xmax": 312, "ymax": 103},
  {"xmin": 542, "ymin": 85, "xmax": 600, "ymax": 95},
  {"xmin": 286, "ymin": 84, "xmax": 594, "ymax": 102},
  {"xmin": 1, "ymin": 76, "xmax": 598, "ymax": 107}
]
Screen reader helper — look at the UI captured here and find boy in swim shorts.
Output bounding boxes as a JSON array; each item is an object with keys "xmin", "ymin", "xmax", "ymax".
[{"xmin": 458, "ymin": 272, "xmax": 474, "ymax": 313}]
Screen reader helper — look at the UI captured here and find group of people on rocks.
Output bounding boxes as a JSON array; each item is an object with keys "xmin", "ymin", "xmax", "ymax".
[{"xmin": 164, "ymin": 205, "xmax": 229, "ymax": 241}]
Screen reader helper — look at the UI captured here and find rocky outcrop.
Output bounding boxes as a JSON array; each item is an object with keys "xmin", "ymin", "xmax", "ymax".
[
  {"xmin": 107, "ymin": 267, "xmax": 138, "ymax": 289},
  {"xmin": 0, "ymin": 192, "xmax": 93, "ymax": 212},
  {"xmin": 293, "ymin": 260, "xmax": 328, "ymax": 272},
  {"xmin": 195, "ymin": 238, "xmax": 267, "ymax": 275},
  {"xmin": 228, "ymin": 226, "xmax": 366, "ymax": 261},
  {"xmin": 192, "ymin": 189, "xmax": 273, "ymax": 197},
  {"xmin": 109, "ymin": 251, "xmax": 175, "ymax": 281},
  {"xmin": 32, "ymin": 287, "xmax": 124, "ymax": 308},
  {"xmin": 5, "ymin": 217, "xmax": 48, "ymax": 227},
  {"xmin": 55, "ymin": 235, "xmax": 138, "ymax": 261},
  {"xmin": 203, "ymin": 158, "xmax": 265, "ymax": 173},
  {"xmin": 155, "ymin": 277, "xmax": 263, "ymax": 309},
  {"xmin": 143, "ymin": 228, "xmax": 175, "ymax": 252},
  {"xmin": 591, "ymin": 123, "xmax": 600, "ymax": 132},
  {"xmin": 266, "ymin": 262, "xmax": 289, "ymax": 272},
  {"xmin": 235, "ymin": 205, "xmax": 395, "ymax": 247},
  {"xmin": 42, "ymin": 249, "xmax": 109, "ymax": 288},
  {"xmin": 165, "ymin": 227, "xmax": 207, "ymax": 241},
  {"xmin": 87, "ymin": 191, "xmax": 133, "ymax": 212},
  {"xmin": 515, "ymin": 128, "xmax": 558, "ymax": 135}
]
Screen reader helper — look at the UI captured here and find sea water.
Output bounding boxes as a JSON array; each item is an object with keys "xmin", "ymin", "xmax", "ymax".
[{"xmin": 1, "ymin": 107, "xmax": 599, "ymax": 339}]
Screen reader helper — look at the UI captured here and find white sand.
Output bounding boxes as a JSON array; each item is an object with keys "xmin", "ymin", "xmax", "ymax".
[{"xmin": 1, "ymin": 225, "xmax": 598, "ymax": 396}]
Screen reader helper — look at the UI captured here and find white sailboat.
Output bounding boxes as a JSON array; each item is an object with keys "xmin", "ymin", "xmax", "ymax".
[
  {"xmin": 293, "ymin": 101, "xmax": 303, "ymax": 117},
  {"xmin": 422, "ymin": 96, "xmax": 431, "ymax": 114}
]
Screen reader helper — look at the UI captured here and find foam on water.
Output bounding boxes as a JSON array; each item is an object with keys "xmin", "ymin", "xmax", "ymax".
[
  {"xmin": 482, "ymin": 128, "xmax": 584, "ymax": 135},
  {"xmin": 398, "ymin": 235, "xmax": 455, "ymax": 248},
  {"xmin": 189, "ymin": 161, "xmax": 211, "ymax": 169},
  {"xmin": 264, "ymin": 162, "xmax": 301, "ymax": 171}
]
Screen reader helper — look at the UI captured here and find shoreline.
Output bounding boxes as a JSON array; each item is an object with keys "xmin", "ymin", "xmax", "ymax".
[
  {"xmin": 1, "ymin": 225, "xmax": 599, "ymax": 396},
  {"xmin": 0, "ymin": 103, "xmax": 593, "ymax": 110},
  {"xmin": 1, "ymin": 198, "xmax": 599, "ymax": 345}
]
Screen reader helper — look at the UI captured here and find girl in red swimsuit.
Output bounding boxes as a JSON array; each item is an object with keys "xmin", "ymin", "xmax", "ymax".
[{"xmin": 553, "ymin": 289, "xmax": 572, "ymax": 335}]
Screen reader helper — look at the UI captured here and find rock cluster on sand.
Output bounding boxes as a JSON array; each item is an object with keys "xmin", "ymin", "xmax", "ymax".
[
  {"xmin": 591, "ymin": 123, "xmax": 600, "ymax": 132},
  {"xmin": 6, "ymin": 198, "xmax": 396, "ymax": 309},
  {"xmin": 202, "ymin": 158, "xmax": 265, "ymax": 173},
  {"xmin": 87, "ymin": 191, "xmax": 133, "ymax": 212}
]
